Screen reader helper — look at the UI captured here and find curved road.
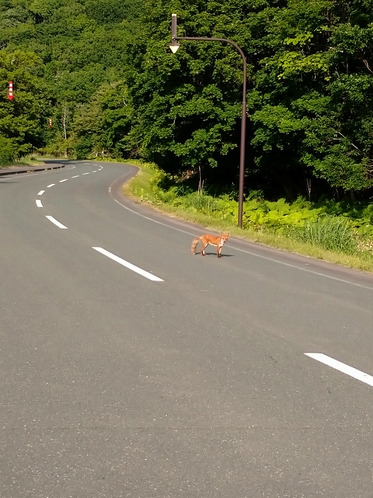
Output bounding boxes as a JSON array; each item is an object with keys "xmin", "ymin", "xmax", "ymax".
[{"xmin": 1, "ymin": 161, "xmax": 373, "ymax": 497}]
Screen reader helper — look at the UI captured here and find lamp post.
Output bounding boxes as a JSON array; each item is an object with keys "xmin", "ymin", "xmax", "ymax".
[{"xmin": 170, "ymin": 13, "xmax": 247, "ymax": 228}]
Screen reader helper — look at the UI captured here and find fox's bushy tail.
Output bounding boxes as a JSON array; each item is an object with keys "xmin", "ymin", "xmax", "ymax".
[{"xmin": 191, "ymin": 236, "xmax": 201, "ymax": 254}]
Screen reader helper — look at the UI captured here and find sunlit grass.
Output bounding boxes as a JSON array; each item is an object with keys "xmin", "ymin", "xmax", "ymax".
[
  {"xmin": 0, "ymin": 155, "xmax": 45, "ymax": 168},
  {"xmin": 123, "ymin": 161, "xmax": 373, "ymax": 273}
]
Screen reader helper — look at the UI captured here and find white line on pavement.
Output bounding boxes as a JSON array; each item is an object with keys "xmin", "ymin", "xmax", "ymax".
[
  {"xmin": 59, "ymin": 179, "xmax": 68, "ymax": 183},
  {"xmin": 36, "ymin": 199, "xmax": 43, "ymax": 208},
  {"xmin": 305, "ymin": 353, "xmax": 373, "ymax": 387},
  {"xmin": 47, "ymin": 183, "xmax": 55, "ymax": 188},
  {"xmin": 111, "ymin": 191, "xmax": 373, "ymax": 292},
  {"xmin": 92, "ymin": 247, "xmax": 163, "ymax": 282},
  {"xmin": 83, "ymin": 172, "xmax": 90, "ymax": 175},
  {"xmin": 38, "ymin": 190, "xmax": 45, "ymax": 196},
  {"xmin": 46, "ymin": 215, "xmax": 68, "ymax": 229},
  {"xmin": 72, "ymin": 175, "xmax": 79, "ymax": 178}
]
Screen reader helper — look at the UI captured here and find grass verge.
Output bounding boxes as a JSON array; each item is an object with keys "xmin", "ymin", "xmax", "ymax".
[
  {"xmin": 0, "ymin": 155, "xmax": 45, "ymax": 168},
  {"xmin": 122, "ymin": 160, "xmax": 373, "ymax": 273}
]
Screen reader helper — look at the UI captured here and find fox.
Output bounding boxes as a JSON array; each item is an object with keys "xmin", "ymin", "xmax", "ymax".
[{"xmin": 191, "ymin": 233, "xmax": 229, "ymax": 258}]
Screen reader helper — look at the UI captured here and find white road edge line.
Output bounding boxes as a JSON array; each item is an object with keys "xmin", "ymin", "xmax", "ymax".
[
  {"xmin": 36, "ymin": 199, "xmax": 43, "ymax": 208},
  {"xmin": 305, "ymin": 353, "xmax": 373, "ymax": 387},
  {"xmin": 46, "ymin": 215, "xmax": 68, "ymax": 229},
  {"xmin": 111, "ymin": 191, "xmax": 373, "ymax": 292},
  {"xmin": 38, "ymin": 190, "xmax": 45, "ymax": 196},
  {"xmin": 92, "ymin": 247, "xmax": 163, "ymax": 282}
]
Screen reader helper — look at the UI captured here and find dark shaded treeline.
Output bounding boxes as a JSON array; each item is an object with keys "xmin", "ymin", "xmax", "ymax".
[{"xmin": 1, "ymin": 0, "xmax": 373, "ymax": 200}]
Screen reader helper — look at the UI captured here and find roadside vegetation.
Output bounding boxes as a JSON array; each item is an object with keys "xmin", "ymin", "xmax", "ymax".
[
  {"xmin": 124, "ymin": 161, "xmax": 373, "ymax": 273},
  {"xmin": 1, "ymin": 0, "xmax": 373, "ymax": 273},
  {"xmin": 0, "ymin": 155, "xmax": 44, "ymax": 169}
]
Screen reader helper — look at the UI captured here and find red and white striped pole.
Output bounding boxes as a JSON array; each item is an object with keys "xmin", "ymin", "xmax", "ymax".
[{"xmin": 8, "ymin": 81, "xmax": 14, "ymax": 100}]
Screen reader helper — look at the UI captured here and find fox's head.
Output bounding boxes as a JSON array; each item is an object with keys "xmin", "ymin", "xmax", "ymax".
[{"xmin": 220, "ymin": 233, "xmax": 229, "ymax": 243}]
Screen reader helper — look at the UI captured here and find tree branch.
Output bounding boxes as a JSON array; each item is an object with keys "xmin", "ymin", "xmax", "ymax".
[
  {"xmin": 334, "ymin": 130, "xmax": 366, "ymax": 155},
  {"xmin": 363, "ymin": 59, "xmax": 373, "ymax": 74}
]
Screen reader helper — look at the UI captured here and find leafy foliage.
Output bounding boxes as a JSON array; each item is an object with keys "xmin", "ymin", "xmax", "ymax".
[
  {"xmin": 0, "ymin": 49, "xmax": 49, "ymax": 162},
  {"xmin": 1, "ymin": 0, "xmax": 373, "ymax": 202},
  {"xmin": 142, "ymin": 161, "xmax": 373, "ymax": 257},
  {"xmin": 0, "ymin": 0, "xmax": 144, "ymax": 158}
]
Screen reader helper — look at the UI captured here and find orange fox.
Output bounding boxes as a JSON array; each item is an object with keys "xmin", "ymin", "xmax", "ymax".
[{"xmin": 191, "ymin": 233, "xmax": 229, "ymax": 258}]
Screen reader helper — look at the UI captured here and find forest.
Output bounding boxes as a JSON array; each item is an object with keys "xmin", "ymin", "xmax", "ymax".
[{"xmin": 1, "ymin": 0, "xmax": 373, "ymax": 202}]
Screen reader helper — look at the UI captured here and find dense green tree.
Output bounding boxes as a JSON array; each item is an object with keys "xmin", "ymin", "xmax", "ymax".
[
  {"xmin": 0, "ymin": 49, "xmax": 49, "ymax": 163},
  {"xmin": 85, "ymin": 0, "xmax": 143, "ymax": 25},
  {"xmin": 1, "ymin": 0, "xmax": 373, "ymax": 200},
  {"xmin": 125, "ymin": 0, "xmax": 373, "ymax": 197},
  {"xmin": 0, "ymin": 0, "xmax": 144, "ymax": 158},
  {"xmin": 124, "ymin": 0, "xmax": 251, "ymax": 187},
  {"xmin": 248, "ymin": 0, "xmax": 373, "ymax": 195},
  {"xmin": 73, "ymin": 81, "xmax": 134, "ymax": 158}
]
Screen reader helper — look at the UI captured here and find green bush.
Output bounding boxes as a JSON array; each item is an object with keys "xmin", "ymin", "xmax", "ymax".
[
  {"xmin": 146, "ymin": 164, "xmax": 372, "ymax": 256},
  {"xmin": 0, "ymin": 136, "xmax": 18, "ymax": 165},
  {"xmin": 181, "ymin": 192, "xmax": 218, "ymax": 213},
  {"xmin": 242, "ymin": 197, "xmax": 322, "ymax": 230}
]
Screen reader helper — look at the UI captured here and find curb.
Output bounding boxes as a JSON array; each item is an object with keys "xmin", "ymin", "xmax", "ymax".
[{"xmin": 0, "ymin": 163, "xmax": 65, "ymax": 177}]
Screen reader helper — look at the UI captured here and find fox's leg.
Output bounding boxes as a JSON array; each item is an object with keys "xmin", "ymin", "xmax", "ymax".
[{"xmin": 201, "ymin": 242, "xmax": 208, "ymax": 256}]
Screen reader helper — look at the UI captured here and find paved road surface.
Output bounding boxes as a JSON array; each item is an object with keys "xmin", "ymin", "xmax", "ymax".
[{"xmin": 1, "ymin": 161, "xmax": 373, "ymax": 497}]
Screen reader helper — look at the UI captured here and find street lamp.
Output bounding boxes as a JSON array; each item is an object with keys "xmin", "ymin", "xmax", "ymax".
[{"xmin": 170, "ymin": 13, "xmax": 247, "ymax": 228}]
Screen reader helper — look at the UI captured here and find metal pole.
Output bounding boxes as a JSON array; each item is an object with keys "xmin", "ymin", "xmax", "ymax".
[
  {"xmin": 172, "ymin": 13, "xmax": 177, "ymax": 40},
  {"xmin": 239, "ymin": 57, "xmax": 247, "ymax": 229},
  {"xmin": 170, "ymin": 15, "xmax": 247, "ymax": 228}
]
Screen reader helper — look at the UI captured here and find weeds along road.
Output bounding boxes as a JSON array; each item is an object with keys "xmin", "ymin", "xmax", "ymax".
[{"xmin": 1, "ymin": 160, "xmax": 373, "ymax": 498}]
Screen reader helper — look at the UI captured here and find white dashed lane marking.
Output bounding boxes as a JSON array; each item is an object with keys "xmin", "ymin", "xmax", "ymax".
[
  {"xmin": 36, "ymin": 200, "xmax": 43, "ymax": 208},
  {"xmin": 92, "ymin": 247, "xmax": 164, "ymax": 282},
  {"xmin": 46, "ymin": 216, "xmax": 68, "ymax": 229},
  {"xmin": 305, "ymin": 353, "xmax": 373, "ymax": 387}
]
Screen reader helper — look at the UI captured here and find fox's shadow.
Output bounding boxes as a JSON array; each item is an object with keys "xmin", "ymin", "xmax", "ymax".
[{"xmin": 194, "ymin": 252, "xmax": 234, "ymax": 257}]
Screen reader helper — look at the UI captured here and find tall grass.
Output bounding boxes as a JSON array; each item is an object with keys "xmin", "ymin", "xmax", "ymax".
[
  {"xmin": 181, "ymin": 192, "xmax": 218, "ymax": 213},
  {"xmin": 124, "ymin": 161, "xmax": 373, "ymax": 272},
  {"xmin": 288, "ymin": 216, "xmax": 357, "ymax": 254}
]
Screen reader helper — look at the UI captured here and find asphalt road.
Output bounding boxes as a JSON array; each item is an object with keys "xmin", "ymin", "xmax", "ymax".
[{"xmin": 1, "ymin": 160, "xmax": 373, "ymax": 497}]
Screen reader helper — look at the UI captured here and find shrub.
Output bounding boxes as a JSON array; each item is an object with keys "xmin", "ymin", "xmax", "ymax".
[
  {"xmin": 141, "ymin": 163, "xmax": 372, "ymax": 256},
  {"xmin": 0, "ymin": 136, "xmax": 18, "ymax": 165}
]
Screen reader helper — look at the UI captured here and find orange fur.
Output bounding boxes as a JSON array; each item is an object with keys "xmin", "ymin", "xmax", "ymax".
[{"xmin": 191, "ymin": 233, "xmax": 229, "ymax": 258}]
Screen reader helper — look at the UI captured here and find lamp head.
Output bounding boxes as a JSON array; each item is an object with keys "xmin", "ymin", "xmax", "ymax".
[{"xmin": 169, "ymin": 39, "xmax": 179, "ymax": 53}]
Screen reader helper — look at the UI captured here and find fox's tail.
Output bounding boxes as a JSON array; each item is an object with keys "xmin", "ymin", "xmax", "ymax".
[{"xmin": 191, "ymin": 236, "xmax": 201, "ymax": 254}]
